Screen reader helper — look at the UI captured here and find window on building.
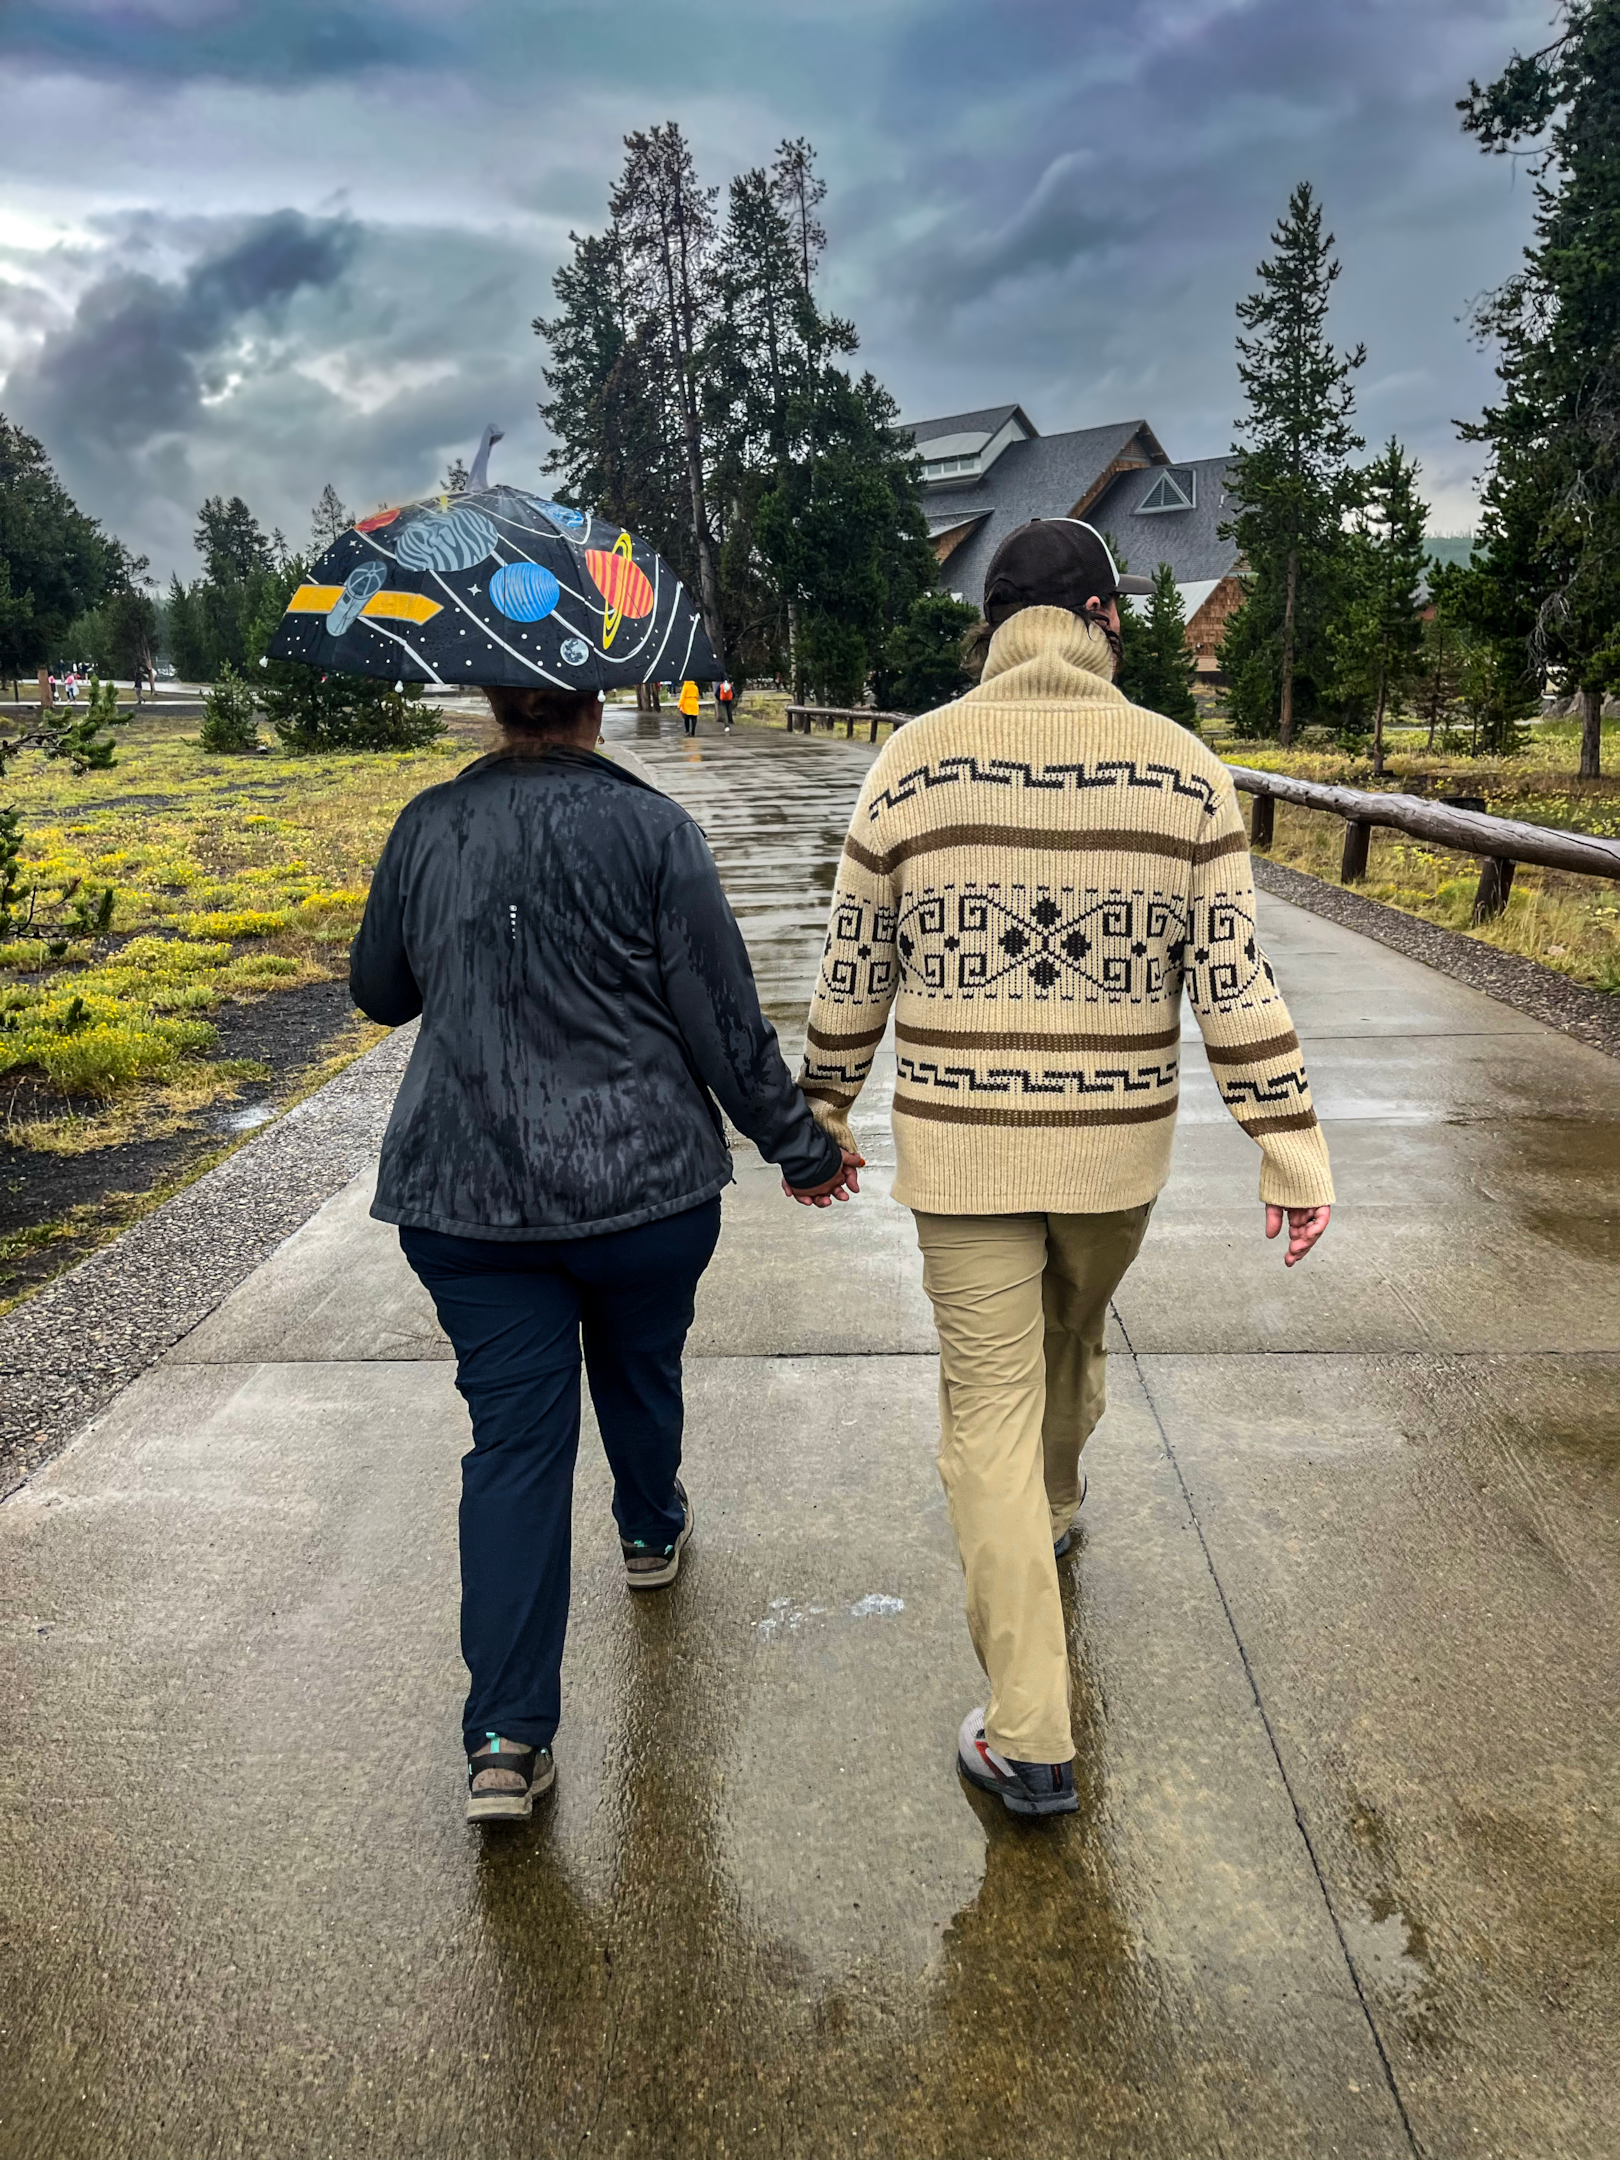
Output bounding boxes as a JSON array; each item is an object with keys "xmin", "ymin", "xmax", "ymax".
[
  {"xmin": 1136, "ymin": 468, "xmax": 1196, "ymax": 514},
  {"xmin": 923, "ymin": 455, "xmax": 980, "ymax": 479}
]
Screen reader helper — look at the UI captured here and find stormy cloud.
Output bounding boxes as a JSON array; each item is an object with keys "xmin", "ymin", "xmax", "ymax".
[{"xmin": 0, "ymin": 0, "xmax": 1556, "ymax": 571}]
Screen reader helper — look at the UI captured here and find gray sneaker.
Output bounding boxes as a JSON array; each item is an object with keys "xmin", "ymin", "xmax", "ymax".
[
  {"xmin": 956, "ymin": 1707, "xmax": 1078, "ymax": 1818},
  {"xmin": 466, "ymin": 1734, "xmax": 555, "ymax": 1821},
  {"xmin": 1053, "ymin": 1472, "xmax": 1089, "ymax": 1559},
  {"xmin": 622, "ymin": 1478, "xmax": 693, "ymax": 1590}
]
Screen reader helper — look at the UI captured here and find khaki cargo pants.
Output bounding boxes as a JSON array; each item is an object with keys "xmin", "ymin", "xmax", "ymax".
[{"xmin": 913, "ymin": 1203, "xmax": 1153, "ymax": 1765}]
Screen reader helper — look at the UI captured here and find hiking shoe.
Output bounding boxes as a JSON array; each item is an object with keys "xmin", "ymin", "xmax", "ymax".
[
  {"xmin": 622, "ymin": 1478, "xmax": 693, "ymax": 1590},
  {"xmin": 466, "ymin": 1734, "xmax": 555, "ymax": 1821},
  {"xmin": 956, "ymin": 1707, "xmax": 1078, "ymax": 1819},
  {"xmin": 1053, "ymin": 1472, "xmax": 1088, "ymax": 1559}
]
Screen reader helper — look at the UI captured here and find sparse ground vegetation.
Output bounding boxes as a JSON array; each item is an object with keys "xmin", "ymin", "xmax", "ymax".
[
  {"xmin": 0, "ymin": 704, "xmax": 478, "ymax": 1303},
  {"xmin": 1220, "ymin": 715, "xmax": 1620, "ymax": 991}
]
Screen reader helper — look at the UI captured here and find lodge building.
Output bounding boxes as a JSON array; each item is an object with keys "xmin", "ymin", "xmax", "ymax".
[{"xmin": 902, "ymin": 403, "xmax": 1243, "ymax": 672}]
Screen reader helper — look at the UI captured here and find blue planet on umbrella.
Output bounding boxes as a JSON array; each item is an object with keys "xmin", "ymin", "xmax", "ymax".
[
  {"xmin": 489, "ymin": 560, "xmax": 561, "ymax": 623},
  {"xmin": 521, "ymin": 494, "xmax": 587, "ymax": 533}
]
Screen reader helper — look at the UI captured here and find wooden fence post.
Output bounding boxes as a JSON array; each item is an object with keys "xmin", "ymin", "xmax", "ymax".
[
  {"xmin": 1250, "ymin": 795, "xmax": 1275, "ymax": 850},
  {"xmin": 1340, "ymin": 819, "xmax": 1371, "ymax": 884},
  {"xmin": 1472, "ymin": 857, "xmax": 1516, "ymax": 922}
]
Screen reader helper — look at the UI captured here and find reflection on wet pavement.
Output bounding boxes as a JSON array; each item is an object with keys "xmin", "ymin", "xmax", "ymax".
[
  {"xmin": 601, "ymin": 705, "xmax": 873, "ymax": 1031},
  {"xmin": 1, "ymin": 709, "xmax": 1616, "ymax": 2158}
]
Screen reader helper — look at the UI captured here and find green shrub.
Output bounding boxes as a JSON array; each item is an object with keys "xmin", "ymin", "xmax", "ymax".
[
  {"xmin": 200, "ymin": 663, "xmax": 260, "ymax": 753},
  {"xmin": 874, "ymin": 593, "xmax": 979, "ymax": 713},
  {"xmin": 263, "ymin": 662, "xmax": 445, "ymax": 754}
]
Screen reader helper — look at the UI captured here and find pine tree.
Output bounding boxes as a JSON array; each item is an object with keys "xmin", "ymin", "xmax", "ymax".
[
  {"xmin": 1459, "ymin": 0, "xmax": 1620, "ymax": 776},
  {"xmin": 536, "ymin": 224, "xmax": 693, "ymax": 579},
  {"xmin": 194, "ymin": 496, "xmax": 273, "ymax": 584},
  {"xmin": 610, "ymin": 124, "xmax": 726, "ymax": 659},
  {"xmin": 1330, "ymin": 439, "xmax": 1429, "ymax": 771},
  {"xmin": 1221, "ymin": 184, "xmax": 1365, "ymax": 744},
  {"xmin": 537, "ymin": 131, "xmax": 935, "ymax": 704},
  {"xmin": 310, "ymin": 483, "xmax": 351, "ymax": 552},
  {"xmin": 1120, "ymin": 563, "xmax": 1199, "ymax": 727}
]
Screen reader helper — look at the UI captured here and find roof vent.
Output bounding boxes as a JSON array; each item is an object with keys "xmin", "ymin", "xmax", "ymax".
[{"xmin": 1136, "ymin": 468, "xmax": 1196, "ymax": 514}]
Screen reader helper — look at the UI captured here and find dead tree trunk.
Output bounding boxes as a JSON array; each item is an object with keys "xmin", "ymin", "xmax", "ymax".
[{"xmin": 1581, "ymin": 686, "xmax": 1604, "ymax": 780}]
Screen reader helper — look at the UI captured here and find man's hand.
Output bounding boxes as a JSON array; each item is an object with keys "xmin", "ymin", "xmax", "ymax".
[
  {"xmin": 783, "ymin": 1149, "xmax": 865, "ymax": 1209},
  {"xmin": 1266, "ymin": 1202, "xmax": 1331, "ymax": 1266}
]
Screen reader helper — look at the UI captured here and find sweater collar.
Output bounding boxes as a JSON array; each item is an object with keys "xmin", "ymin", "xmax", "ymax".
[{"xmin": 976, "ymin": 605, "xmax": 1120, "ymax": 697}]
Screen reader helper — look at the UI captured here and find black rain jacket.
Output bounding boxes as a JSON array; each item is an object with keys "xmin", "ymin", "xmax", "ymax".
[{"xmin": 350, "ymin": 747, "xmax": 841, "ymax": 1239}]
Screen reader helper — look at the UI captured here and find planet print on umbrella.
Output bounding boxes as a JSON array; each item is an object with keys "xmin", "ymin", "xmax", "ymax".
[
  {"xmin": 519, "ymin": 494, "xmax": 587, "ymax": 533},
  {"xmin": 394, "ymin": 505, "xmax": 500, "ymax": 574},
  {"xmin": 489, "ymin": 561, "xmax": 561, "ymax": 623},
  {"xmin": 326, "ymin": 561, "xmax": 388, "ymax": 635},
  {"xmin": 559, "ymin": 636, "xmax": 590, "ymax": 667},
  {"xmin": 585, "ymin": 534, "xmax": 655, "ymax": 648}
]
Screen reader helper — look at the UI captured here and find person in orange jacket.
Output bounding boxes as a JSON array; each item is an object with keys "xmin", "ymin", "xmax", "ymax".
[{"xmin": 678, "ymin": 679, "xmax": 700, "ymax": 736}]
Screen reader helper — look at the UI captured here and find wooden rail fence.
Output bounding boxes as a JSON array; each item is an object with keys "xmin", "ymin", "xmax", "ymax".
[
  {"xmin": 1231, "ymin": 764, "xmax": 1620, "ymax": 922},
  {"xmin": 769, "ymin": 707, "xmax": 1620, "ymax": 925},
  {"xmin": 784, "ymin": 704, "xmax": 912, "ymax": 742}
]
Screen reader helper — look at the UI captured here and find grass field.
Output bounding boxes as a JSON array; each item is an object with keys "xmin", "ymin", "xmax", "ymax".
[{"xmin": 0, "ymin": 707, "xmax": 485, "ymax": 1304}]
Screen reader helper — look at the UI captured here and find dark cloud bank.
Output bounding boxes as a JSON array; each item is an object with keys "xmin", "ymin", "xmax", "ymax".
[{"xmin": 0, "ymin": 0, "xmax": 1553, "ymax": 571}]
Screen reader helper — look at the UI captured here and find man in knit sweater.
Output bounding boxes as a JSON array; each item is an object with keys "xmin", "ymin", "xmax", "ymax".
[{"xmin": 791, "ymin": 520, "xmax": 1333, "ymax": 1819}]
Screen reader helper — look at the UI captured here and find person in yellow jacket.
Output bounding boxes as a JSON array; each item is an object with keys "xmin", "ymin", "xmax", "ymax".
[{"xmin": 678, "ymin": 679, "xmax": 700, "ymax": 736}]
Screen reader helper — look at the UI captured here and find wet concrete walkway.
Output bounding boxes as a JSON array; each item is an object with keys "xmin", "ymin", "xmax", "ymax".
[{"xmin": 2, "ymin": 711, "xmax": 1617, "ymax": 2159}]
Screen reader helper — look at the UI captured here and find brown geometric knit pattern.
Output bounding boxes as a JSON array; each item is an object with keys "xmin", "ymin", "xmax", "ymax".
[{"xmin": 798, "ymin": 606, "xmax": 1335, "ymax": 1216}]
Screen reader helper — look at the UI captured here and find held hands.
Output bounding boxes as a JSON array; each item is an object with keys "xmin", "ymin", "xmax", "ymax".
[
  {"xmin": 783, "ymin": 1149, "xmax": 865, "ymax": 1209},
  {"xmin": 1266, "ymin": 1202, "xmax": 1331, "ymax": 1266}
]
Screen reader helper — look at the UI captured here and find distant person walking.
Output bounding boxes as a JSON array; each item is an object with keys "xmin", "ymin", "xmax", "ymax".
[
  {"xmin": 789, "ymin": 520, "xmax": 1333, "ymax": 1819},
  {"xmin": 717, "ymin": 677, "xmax": 736, "ymax": 729},
  {"xmin": 679, "ymin": 677, "xmax": 701, "ymax": 735},
  {"xmin": 351, "ymin": 683, "xmax": 853, "ymax": 1822}
]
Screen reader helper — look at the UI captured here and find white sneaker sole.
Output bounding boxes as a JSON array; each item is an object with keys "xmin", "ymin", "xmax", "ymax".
[
  {"xmin": 466, "ymin": 1753, "xmax": 556, "ymax": 1820},
  {"xmin": 625, "ymin": 1498, "xmax": 694, "ymax": 1590}
]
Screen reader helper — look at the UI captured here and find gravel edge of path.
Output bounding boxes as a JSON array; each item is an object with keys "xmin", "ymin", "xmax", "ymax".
[
  {"xmin": 0, "ymin": 1023, "xmax": 415, "ymax": 1497},
  {"xmin": 1252, "ymin": 855, "xmax": 1620, "ymax": 1060}
]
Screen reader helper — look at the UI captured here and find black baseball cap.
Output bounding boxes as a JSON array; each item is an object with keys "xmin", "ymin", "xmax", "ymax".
[{"xmin": 982, "ymin": 518, "xmax": 1154, "ymax": 628}]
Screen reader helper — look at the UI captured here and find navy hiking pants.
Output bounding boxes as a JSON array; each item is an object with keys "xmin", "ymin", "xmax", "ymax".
[{"xmin": 400, "ymin": 1197, "xmax": 722, "ymax": 1755}]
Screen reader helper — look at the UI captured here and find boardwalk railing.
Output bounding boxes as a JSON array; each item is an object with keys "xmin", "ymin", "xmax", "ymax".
[
  {"xmin": 785, "ymin": 703, "xmax": 913, "ymax": 742},
  {"xmin": 770, "ymin": 710, "xmax": 1620, "ymax": 924},
  {"xmin": 1231, "ymin": 764, "xmax": 1620, "ymax": 922}
]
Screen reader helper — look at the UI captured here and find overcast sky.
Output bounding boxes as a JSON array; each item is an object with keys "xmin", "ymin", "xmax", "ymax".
[{"xmin": 0, "ymin": 0, "xmax": 1552, "ymax": 581}]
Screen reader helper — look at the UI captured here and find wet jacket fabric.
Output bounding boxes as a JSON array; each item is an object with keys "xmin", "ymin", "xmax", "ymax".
[{"xmin": 351, "ymin": 746, "xmax": 841, "ymax": 1239}]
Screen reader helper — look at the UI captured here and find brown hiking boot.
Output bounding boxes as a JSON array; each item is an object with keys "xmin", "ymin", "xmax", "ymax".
[{"xmin": 621, "ymin": 1478, "xmax": 693, "ymax": 1590}]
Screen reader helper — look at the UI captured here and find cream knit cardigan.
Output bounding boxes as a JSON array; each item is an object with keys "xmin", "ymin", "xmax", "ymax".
[{"xmin": 798, "ymin": 606, "xmax": 1335, "ymax": 1215}]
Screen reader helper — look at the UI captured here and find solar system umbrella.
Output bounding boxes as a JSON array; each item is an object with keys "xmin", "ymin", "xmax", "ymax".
[{"xmin": 267, "ymin": 472, "xmax": 720, "ymax": 691}]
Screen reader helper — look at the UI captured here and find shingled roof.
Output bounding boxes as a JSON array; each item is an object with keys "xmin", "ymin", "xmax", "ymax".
[{"xmin": 902, "ymin": 405, "xmax": 1240, "ymax": 614}]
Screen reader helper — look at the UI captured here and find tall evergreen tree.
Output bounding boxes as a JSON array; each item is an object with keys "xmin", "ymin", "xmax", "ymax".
[
  {"xmin": 611, "ymin": 124, "xmax": 726, "ymax": 658},
  {"xmin": 169, "ymin": 495, "xmax": 278, "ymax": 679},
  {"xmin": 0, "ymin": 414, "xmax": 118, "ymax": 678},
  {"xmin": 194, "ymin": 495, "xmax": 273, "ymax": 584},
  {"xmin": 536, "ymin": 224, "xmax": 692, "ymax": 580},
  {"xmin": 1459, "ymin": 0, "xmax": 1620, "ymax": 776},
  {"xmin": 310, "ymin": 483, "xmax": 351, "ymax": 551},
  {"xmin": 537, "ymin": 131, "xmax": 936, "ymax": 704},
  {"xmin": 1119, "ymin": 563, "xmax": 1199, "ymax": 727},
  {"xmin": 1331, "ymin": 439, "xmax": 1429, "ymax": 771},
  {"xmin": 1220, "ymin": 184, "xmax": 1365, "ymax": 744}
]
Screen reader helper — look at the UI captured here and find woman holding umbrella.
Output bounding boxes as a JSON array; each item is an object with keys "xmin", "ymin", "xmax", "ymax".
[{"xmin": 274, "ymin": 471, "xmax": 859, "ymax": 1819}]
